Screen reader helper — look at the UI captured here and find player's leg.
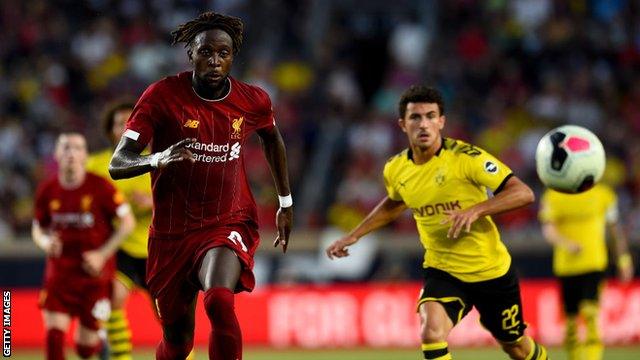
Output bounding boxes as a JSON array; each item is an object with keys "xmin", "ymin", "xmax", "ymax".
[
  {"xmin": 473, "ymin": 265, "xmax": 547, "ymax": 360},
  {"xmin": 564, "ymin": 315, "xmax": 580, "ymax": 359},
  {"xmin": 419, "ymin": 302, "xmax": 454, "ymax": 360},
  {"xmin": 580, "ymin": 272, "xmax": 605, "ymax": 360},
  {"xmin": 581, "ymin": 300, "xmax": 603, "ymax": 360},
  {"xmin": 559, "ymin": 275, "xmax": 582, "ymax": 360},
  {"xmin": 499, "ymin": 336, "xmax": 548, "ymax": 360},
  {"xmin": 147, "ymin": 233, "xmax": 200, "ymax": 360},
  {"xmin": 77, "ymin": 295, "xmax": 111, "ymax": 359},
  {"xmin": 75, "ymin": 324, "xmax": 103, "ymax": 359},
  {"xmin": 108, "ymin": 276, "xmax": 133, "ymax": 360},
  {"xmin": 417, "ymin": 268, "xmax": 471, "ymax": 360},
  {"xmin": 199, "ymin": 246, "xmax": 243, "ymax": 360},
  {"xmin": 132, "ymin": 252, "xmax": 195, "ymax": 360},
  {"xmin": 107, "ymin": 250, "xmax": 147, "ymax": 360},
  {"xmin": 42, "ymin": 310, "xmax": 71, "ymax": 360},
  {"xmin": 156, "ymin": 296, "xmax": 197, "ymax": 360},
  {"xmin": 146, "ymin": 282, "xmax": 197, "ymax": 360}
]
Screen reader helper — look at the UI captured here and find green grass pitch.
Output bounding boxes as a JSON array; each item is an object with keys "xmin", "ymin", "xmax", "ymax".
[{"xmin": 8, "ymin": 346, "xmax": 640, "ymax": 359}]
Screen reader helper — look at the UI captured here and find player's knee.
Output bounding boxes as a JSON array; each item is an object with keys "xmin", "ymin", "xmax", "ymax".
[
  {"xmin": 75, "ymin": 342, "xmax": 101, "ymax": 359},
  {"xmin": 163, "ymin": 326, "xmax": 194, "ymax": 346},
  {"xmin": 111, "ymin": 279, "xmax": 130, "ymax": 309},
  {"xmin": 110, "ymin": 290, "xmax": 128, "ymax": 310},
  {"xmin": 161, "ymin": 310, "xmax": 196, "ymax": 346},
  {"xmin": 420, "ymin": 321, "xmax": 448, "ymax": 343}
]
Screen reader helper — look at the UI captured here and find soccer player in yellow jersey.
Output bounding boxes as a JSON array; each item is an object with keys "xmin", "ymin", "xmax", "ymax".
[
  {"xmin": 326, "ymin": 86, "xmax": 547, "ymax": 360},
  {"xmin": 539, "ymin": 184, "xmax": 634, "ymax": 360},
  {"xmin": 86, "ymin": 101, "xmax": 153, "ymax": 360}
]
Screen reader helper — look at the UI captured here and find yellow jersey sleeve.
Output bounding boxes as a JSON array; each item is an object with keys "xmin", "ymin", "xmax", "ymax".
[
  {"xmin": 383, "ymin": 156, "xmax": 403, "ymax": 201},
  {"xmin": 459, "ymin": 144, "xmax": 513, "ymax": 192}
]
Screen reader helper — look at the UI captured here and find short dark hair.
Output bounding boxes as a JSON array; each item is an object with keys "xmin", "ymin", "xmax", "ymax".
[
  {"xmin": 102, "ymin": 100, "xmax": 135, "ymax": 140},
  {"xmin": 171, "ymin": 11, "xmax": 244, "ymax": 54},
  {"xmin": 398, "ymin": 85, "xmax": 445, "ymax": 119}
]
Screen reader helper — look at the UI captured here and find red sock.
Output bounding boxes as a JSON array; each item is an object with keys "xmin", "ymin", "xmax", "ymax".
[
  {"xmin": 46, "ymin": 328, "xmax": 65, "ymax": 360},
  {"xmin": 75, "ymin": 342, "xmax": 101, "ymax": 359},
  {"xmin": 156, "ymin": 338, "xmax": 193, "ymax": 360},
  {"xmin": 204, "ymin": 287, "xmax": 242, "ymax": 360}
]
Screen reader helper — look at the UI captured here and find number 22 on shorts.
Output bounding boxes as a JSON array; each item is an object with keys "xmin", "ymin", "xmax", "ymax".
[
  {"xmin": 501, "ymin": 304, "xmax": 521, "ymax": 335},
  {"xmin": 227, "ymin": 231, "xmax": 248, "ymax": 252}
]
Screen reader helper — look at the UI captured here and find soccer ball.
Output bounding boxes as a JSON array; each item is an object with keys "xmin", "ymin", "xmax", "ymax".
[{"xmin": 535, "ymin": 125, "xmax": 605, "ymax": 193}]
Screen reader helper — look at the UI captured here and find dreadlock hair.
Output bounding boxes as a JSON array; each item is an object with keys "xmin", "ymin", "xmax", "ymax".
[
  {"xmin": 171, "ymin": 11, "xmax": 244, "ymax": 54},
  {"xmin": 102, "ymin": 99, "xmax": 135, "ymax": 142}
]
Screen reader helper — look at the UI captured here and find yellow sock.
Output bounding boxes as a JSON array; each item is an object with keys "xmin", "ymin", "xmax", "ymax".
[
  {"xmin": 582, "ymin": 301, "xmax": 603, "ymax": 360},
  {"xmin": 525, "ymin": 337, "xmax": 549, "ymax": 360},
  {"xmin": 107, "ymin": 309, "xmax": 133, "ymax": 360},
  {"xmin": 422, "ymin": 341, "xmax": 452, "ymax": 360},
  {"xmin": 565, "ymin": 315, "xmax": 582, "ymax": 360}
]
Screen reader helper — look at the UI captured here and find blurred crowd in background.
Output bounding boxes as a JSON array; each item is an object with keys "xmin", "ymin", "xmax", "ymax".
[{"xmin": 2, "ymin": 0, "xmax": 640, "ymax": 281}]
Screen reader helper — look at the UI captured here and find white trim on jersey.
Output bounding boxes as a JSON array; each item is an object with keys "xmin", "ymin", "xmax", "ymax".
[{"xmin": 123, "ymin": 129, "xmax": 140, "ymax": 141}]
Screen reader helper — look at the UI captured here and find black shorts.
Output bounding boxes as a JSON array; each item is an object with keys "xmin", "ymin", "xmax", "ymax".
[
  {"xmin": 116, "ymin": 250, "xmax": 148, "ymax": 290},
  {"xmin": 558, "ymin": 271, "xmax": 604, "ymax": 315},
  {"xmin": 418, "ymin": 263, "xmax": 527, "ymax": 343}
]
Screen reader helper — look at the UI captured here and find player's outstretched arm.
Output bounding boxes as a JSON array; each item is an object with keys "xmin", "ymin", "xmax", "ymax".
[
  {"xmin": 442, "ymin": 176, "xmax": 534, "ymax": 239},
  {"xmin": 326, "ymin": 196, "xmax": 407, "ymax": 259},
  {"xmin": 256, "ymin": 126, "xmax": 292, "ymax": 253},
  {"xmin": 109, "ymin": 137, "xmax": 196, "ymax": 180}
]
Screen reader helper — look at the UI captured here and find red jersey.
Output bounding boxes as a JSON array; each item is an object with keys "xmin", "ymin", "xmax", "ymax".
[
  {"xmin": 125, "ymin": 72, "xmax": 275, "ymax": 237},
  {"xmin": 34, "ymin": 173, "xmax": 126, "ymax": 284}
]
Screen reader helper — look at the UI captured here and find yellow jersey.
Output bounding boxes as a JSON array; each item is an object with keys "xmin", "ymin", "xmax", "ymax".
[
  {"xmin": 539, "ymin": 184, "xmax": 617, "ymax": 276},
  {"xmin": 87, "ymin": 148, "xmax": 152, "ymax": 258},
  {"xmin": 384, "ymin": 138, "xmax": 514, "ymax": 282}
]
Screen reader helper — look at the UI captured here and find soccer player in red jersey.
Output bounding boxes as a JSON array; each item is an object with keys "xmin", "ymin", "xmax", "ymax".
[
  {"xmin": 109, "ymin": 12, "xmax": 293, "ymax": 360},
  {"xmin": 32, "ymin": 133, "xmax": 135, "ymax": 360}
]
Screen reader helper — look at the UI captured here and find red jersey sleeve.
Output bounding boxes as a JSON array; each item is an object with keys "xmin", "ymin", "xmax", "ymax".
[
  {"xmin": 254, "ymin": 87, "xmax": 276, "ymax": 131},
  {"xmin": 33, "ymin": 182, "xmax": 51, "ymax": 227},
  {"xmin": 125, "ymin": 82, "xmax": 166, "ymax": 146}
]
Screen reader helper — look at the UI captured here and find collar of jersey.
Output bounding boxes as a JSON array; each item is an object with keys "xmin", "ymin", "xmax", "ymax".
[
  {"xmin": 191, "ymin": 76, "xmax": 232, "ymax": 102},
  {"xmin": 407, "ymin": 137, "xmax": 447, "ymax": 163}
]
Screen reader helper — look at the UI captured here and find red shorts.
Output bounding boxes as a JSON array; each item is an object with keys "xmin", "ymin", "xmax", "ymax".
[
  {"xmin": 39, "ymin": 278, "xmax": 111, "ymax": 331},
  {"xmin": 146, "ymin": 222, "xmax": 259, "ymax": 325}
]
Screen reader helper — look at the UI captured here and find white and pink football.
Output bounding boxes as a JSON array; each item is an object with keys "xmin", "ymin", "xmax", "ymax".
[{"xmin": 535, "ymin": 125, "xmax": 606, "ymax": 193}]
